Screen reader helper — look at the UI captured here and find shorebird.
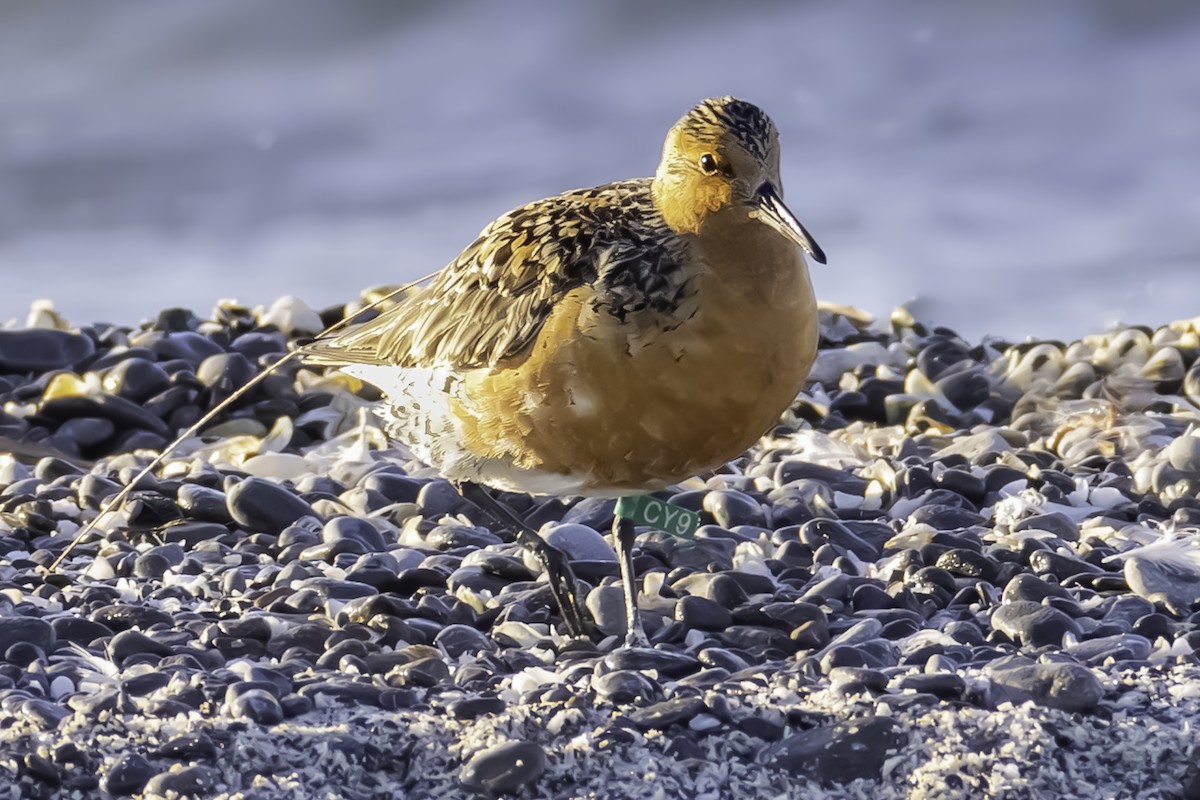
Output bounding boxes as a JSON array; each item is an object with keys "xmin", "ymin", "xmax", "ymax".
[{"xmin": 303, "ymin": 97, "xmax": 825, "ymax": 646}]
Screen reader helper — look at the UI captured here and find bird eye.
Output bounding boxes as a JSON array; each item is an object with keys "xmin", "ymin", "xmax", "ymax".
[{"xmin": 698, "ymin": 154, "xmax": 719, "ymax": 175}]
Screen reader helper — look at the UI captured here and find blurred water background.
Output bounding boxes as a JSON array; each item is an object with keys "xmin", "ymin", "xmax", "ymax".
[{"xmin": 1, "ymin": 0, "xmax": 1198, "ymax": 341}]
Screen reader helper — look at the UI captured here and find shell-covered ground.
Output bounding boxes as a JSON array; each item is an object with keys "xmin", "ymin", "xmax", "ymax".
[{"xmin": 1, "ymin": 294, "xmax": 1200, "ymax": 799}]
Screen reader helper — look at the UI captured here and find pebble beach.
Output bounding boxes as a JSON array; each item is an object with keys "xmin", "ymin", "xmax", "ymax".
[{"xmin": 2, "ymin": 293, "xmax": 1200, "ymax": 799}]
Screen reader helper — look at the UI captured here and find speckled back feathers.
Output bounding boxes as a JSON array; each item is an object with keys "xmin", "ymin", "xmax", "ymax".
[{"xmin": 303, "ymin": 179, "xmax": 690, "ymax": 370}]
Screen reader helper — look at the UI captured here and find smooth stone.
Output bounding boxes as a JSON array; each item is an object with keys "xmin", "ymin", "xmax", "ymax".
[
  {"xmin": 1064, "ymin": 633, "xmax": 1152, "ymax": 665},
  {"xmin": 449, "ymin": 695, "xmax": 506, "ymax": 720},
  {"xmin": 417, "ymin": 479, "xmax": 467, "ymax": 518},
  {"xmin": 675, "ymin": 595, "xmax": 734, "ymax": 632},
  {"xmin": 604, "ymin": 648, "xmax": 700, "ymax": 678},
  {"xmin": 101, "ymin": 752, "xmax": 156, "ymax": 795},
  {"xmin": 159, "ymin": 520, "xmax": 228, "ymax": 548},
  {"xmin": 800, "ymin": 518, "xmax": 880, "ymax": 561},
  {"xmin": 391, "ymin": 656, "xmax": 451, "ymax": 687},
  {"xmin": 459, "ymin": 740, "xmax": 547, "ymax": 794},
  {"xmin": 561, "ymin": 497, "xmax": 618, "ymax": 529},
  {"xmin": 672, "ymin": 573, "xmax": 749, "ymax": 609},
  {"xmin": 937, "ymin": 370, "xmax": 990, "ymax": 411},
  {"xmin": 1124, "ymin": 556, "xmax": 1200, "ymax": 614},
  {"xmin": 539, "ymin": 523, "xmax": 617, "ymax": 562},
  {"xmin": 132, "ymin": 552, "xmax": 171, "ymax": 579},
  {"xmin": 393, "ymin": 567, "xmax": 450, "ymax": 594},
  {"xmin": 759, "ymin": 716, "xmax": 906, "ymax": 783},
  {"xmin": 359, "ymin": 473, "xmax": 423, "ymax": 503},
  {"xmin": 1013, "ymin": 511, "xmax": 1079, "ymax": 541},
  {"xmin": 38, "ymin": 395, "xmax": 171, "ymax": 437},
  {"xmin": 55, "ymin": 416, "xmax": 115, "ymax": 447},
  {"xmin": 0, "ymin": 329, "xmax": 94, "ymax": 372},
  {"xmin": 586, "ymin": 585, "xmax": 629, "ymax": 637},
  {"xmin": 1167, "ymin": 436, "xmax": 1200, "ymax": 473},
  {"xmin": 629, "ymin": 697, "xmax": 705, "ymax": 730},
  {"xmin": 152, "ymin": 307, "xmax": 200, "ymax": 331},
  {"xmin": 1132, "ymin": 613, "xmax": 1173, "ymax": 640},
  {"xmin": 1001, "ymin": 573, "xmax": 1071, "ymax": 604},
  {"xmin": 1102, "ymin": 596, "xmax": 1155, "ymax": 627},
  {"xmin": 297, "ymin": 680, "xmax": 384, "ymax": 707},
  {"xmin": 935, "ymin": 548, "xmax": 997, "ymax": 581},
  {"xmin": 934, "ymin": 468, "xmax": 987, "ymax": 504},
  {"xmin": 77, "ymin": 473, "xmax": 122, "ymax": 509},
  {"xmin": 703, "ymin": 489, "xmax": 766, "ymax": 528},
  {"xmin": 594, "ymin": 670, "xmax": 658, "ymax": 704},
  {"xmin": 991, "ymin": 601, "xmax": 1080, "ymax": 647},
  {"xmin": 1029, "ymin": 549, "xmax": 1098, "ymax": 581},
  {"xmin": 22, "ymin": 753, "xmax": 61, "ymax": 787},
  {"xmin": 909, "ymin": 504, "xmax": 984, "ymax": 529},
  {"xmin": 986, "ymin": 656, "xmax": 1104, "ymax": 713},
  {"xmin": 101, "ymin": 358, "xmax": 170, "ymax": 401},
  {"xmin": 227, "ymin": 477, "xmax": 316, "ymax": 534},
  {"xmin": 427, "ymin": 524, "xmax": 503, "ymax": 550},
  {"xmin": 322, "ymin": 516, "xmax": 386, "ymax": 552},
  {"xmin": 18, "ymin": 698, "xmax": 70, "ymax": 728},
  {"xmin": 196, "ymin": 352, "xmax": 255, "ymax": 390},
  {"xmin": 148, "ymin": 331, "xmax": 223, "ymax": 364},
  {"xmin": 50, "ymin": 617, "xmax": 112, "ymax": 647},
  {"xmin": 121, "ymin": 672, "xmax": 170, "ymax": 696},
  {"xmin": 896, "ymin": 672, "xmax": 966, "ymax": 697},
  {"xmin": 435, "ymin": 624, "xmax": 494, "ymax": 659},
  {"xmin": 260, "ymin": 295, "xmax": 325, "ymax": 335},
  {"xmin": 280, "ymin": 694, "xmax": 315, "ymax": 718},
  {"xmin": 230, "ymin": 331, "xmax": 287, "ymax": 359},
  {"xmin": 829, "ymin": 666, "xmax": 889, "ymax": 694},
  {"xmin": 108, "ymin": 630, "xmax": 175, "ymax": 665},
  {"xmin": 774, "ymin": 461, "xmax": 869, "ymax": 495},
  {"xmin": 228, "ymin": 688, "xmax": 284, "ymax": 725},
  {"xmin": 697, "ymin": 647, "xmax": 750, "ymax": 673},
  {"xmin": 143, "ymin": 765, "xmax": 221, "ymax": 798},
  {"xmin": 738, "ymin": 715, "xmax": 786, "ymax": 741},
  {"xmin": 0, "ymin": 617, "xmax": 55, "ymax": 656}
]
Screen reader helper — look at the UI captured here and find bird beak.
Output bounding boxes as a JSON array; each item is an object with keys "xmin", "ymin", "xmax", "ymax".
[{"xmin": 751, "ymin": 183, "xmax": 826, "ymax": 264}]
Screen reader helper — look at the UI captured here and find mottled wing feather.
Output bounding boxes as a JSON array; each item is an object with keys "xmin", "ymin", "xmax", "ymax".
[{"xmin": 304, "ymin": 182, "xmax": 631, "ymax": 370}]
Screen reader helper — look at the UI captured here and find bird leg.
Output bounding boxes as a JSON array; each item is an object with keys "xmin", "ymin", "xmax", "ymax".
[
  {"xmin": 455, "ymin": 481, "xmax": 588, "ymax": 639},
  {"xmin": 613, "ymin": 515, "xmax": 650, "ymax": 648}
]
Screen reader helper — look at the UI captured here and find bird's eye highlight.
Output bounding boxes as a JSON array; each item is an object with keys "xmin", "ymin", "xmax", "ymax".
[{"xmin": 698, "ymin": 154, "xmax": 719, "ymax": 175}]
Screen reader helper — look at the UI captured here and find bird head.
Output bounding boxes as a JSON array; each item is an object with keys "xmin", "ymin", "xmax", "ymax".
[{"xmin": 652, "ymin": 96, "xmax": 825, "ymax": 264}]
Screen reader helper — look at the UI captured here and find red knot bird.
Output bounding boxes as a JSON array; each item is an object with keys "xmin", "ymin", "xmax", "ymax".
[{"xmin": 303, "ymin": 96, "xmax": 826, "ymax": 646}]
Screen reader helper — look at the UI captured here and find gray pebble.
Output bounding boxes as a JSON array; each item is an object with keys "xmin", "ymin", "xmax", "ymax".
[
  {"xmin": 704, "ymin": 489, "xmax": 766, "ymax": 528},
  {"xmin": 435, "ymin": 624, "xmax": 494, "ymax": 659},
  {"xmin": 228, "ymin": 688, "xmax": 284, "ymax": 725},
  {"xmin": 672, "ymin": 573, "xmax": 748, "ymax": 608},
  {"xmin": 586, "ymin": 585, "xmax": 630, "ymax": 637},
  {"xmin": 1167, "ymin": 436, "xmax": 1200, "ymax": 473},
  {"xmin": 0, "ymin": 617, "xmax": 55, "ymax": 656},
  {"xmin": 991, "ymin": 601, "xmax": 1081, "ymax": 647},
  {"xmin": 675, "ymin": 594, "xmax": 734, "ymax": 632},
  {"xmin": 604, "ymin": 648, "xmax": 699, "ymax": 678},
  {"xmin": 0, "ymin": 329, "xmax": 94, "ymax": 372},
  {"xmin": 629, "ymin": 696, "xmax": 705, "ymax": 730},
  {"xmin": 143, "ymin": 765, "xmax": 220, "ymax": 798},
  {"xmin": 322, "ymin": 516, "xmax": 386, "ymax": 552},
  {"xmin": 102, "ymin": 358, "xmax": 170, "ymax": 401},
  {"xmin": 101, "ymin": 752, "xmax": 156, "ymax": 796},
  {"xmin": 986, "ymin": 655, "xmax": 1104, "ymax": 713},
  {"xmin": 759, "ymin": 716, "xmax": 906, "ymax": 783},
  {"xmin": 226, "ymin": 477, "xmax": 316, "ymax": 534},
  {"xmin": 1123, "ymin": 555, "xmax": 1200, "ymax": 614},
  {"xmin": 594, "ymin": 670, "xmax": 658, "ymax": 704},
  {"xmin": 459, "ymin": 740, "xmax": 546, "ymax": 794}
]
